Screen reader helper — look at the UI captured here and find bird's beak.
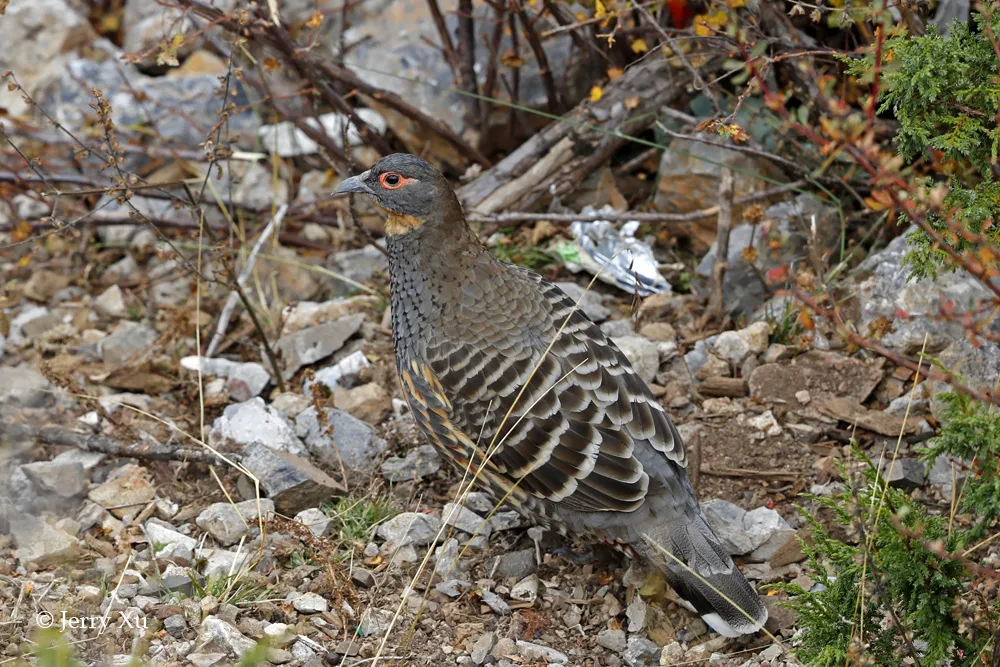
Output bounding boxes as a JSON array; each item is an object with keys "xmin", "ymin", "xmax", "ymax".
[{"xmin": 332, "ymin": 172, "xmax": 373, "ymax": 197}]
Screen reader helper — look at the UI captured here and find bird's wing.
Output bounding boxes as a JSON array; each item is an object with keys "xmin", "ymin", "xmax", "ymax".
[{"xmin": 404, "ymin": 271, "xmax": 687, "ymax": 514}]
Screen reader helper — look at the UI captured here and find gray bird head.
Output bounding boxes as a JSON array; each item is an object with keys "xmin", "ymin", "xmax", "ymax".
[{"xmin": 333, "ymin": 154, "xmax": 460, "ymax": 236}]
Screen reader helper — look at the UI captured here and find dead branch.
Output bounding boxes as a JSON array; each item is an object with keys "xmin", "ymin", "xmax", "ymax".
[
  {"xmin": 1, "ymin": 422, "xmax": 238, "ymax": 465},
  {"xmin": 458, "ymin": 51, "xmax": 726, "ymax": 213}
]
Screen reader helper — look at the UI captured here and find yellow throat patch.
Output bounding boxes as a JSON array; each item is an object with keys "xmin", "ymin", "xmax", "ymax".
[{"xmin": 384, "ymin": 212, "xmax": 425, "ymax": 236}]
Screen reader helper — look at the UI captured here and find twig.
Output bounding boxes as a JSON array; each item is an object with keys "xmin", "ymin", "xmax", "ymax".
[
  {"xmin": 706, "ymin": 167, "xmax": 734, "ymax": 322},
  {"xmin": 700, "ymin": 466, "xmax": 803, "ymax": 481},
  {"xmin": 466, "ymin": 180, "xmax": 805, "ymax": 223},
  {"xmin": 205, "ymin": 204, "xmax": 289, "ymax": 360},
  {"xmin": 516, "ymin": 1, "xmax": 561, "ymax": 113},
  {"xmin": 0, "ymin": 423, "xmax": 239, "ymax": 465},
  {"xmin": 456, "ymin": 0, "xmax": 482, "ymax": 124}
]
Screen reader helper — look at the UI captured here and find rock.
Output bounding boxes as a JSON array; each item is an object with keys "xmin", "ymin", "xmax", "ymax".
[
  {"xmin": 270, "ymin": 392, "xmax": 312, "ymax": 419},
  {"xmin": 490, "ymin": 548, "xmax": 537, "ymax": 580},
  {"xmin": 433, "ymin": 538, "xmax": 461, "ymax": 577},
  {"xmin": 358, "ymin": 608, "xmax": 393, "ymax": 637},
  {"xmin": 377, "ymin": 512, "xmax": 440, "ymax": 548},
  {"xmin": 601, "ymin": 319, "xmax": 635, "ymax": 337},
  {"xmin": 196, "ymin": 499, "xmax": 275, "ymax": 545},
  {"xmin": 210, "ymin": 398, "xmax": 308, "ymax": 457},
  {"xmin": 480, "ymin": 588, "xmax": 511, "ymax": 615},
  {"xmin": 746, "ymin": 410, "xmax": 783, "ymax": 439},
  {"xmin": 10, "ymin": 519, "xmax": 80, "ymax": 567},
  {"xmin": 39, "ymin": 56, "xmax": 259, "ymax": 152},
  {"xmin": 52, "ymin": 448, "xmax": 105, "ymax": 471},
  {"xmin": 187, "ymin": 652, "xmax": 228, "ymax": 667},
  {"xmin": 326, "ymin": 245, "xmax": 389, "ymax": 296},
  {"xmin": 930, "ymin": 338, "xmax": 1000, "ymax": 419},
  {"xmin": 282, "ymin": 297, "xmax": 381, "ymax": 335},
  {"xmin": 263, "ymin": 623, "xmax": 296, "ymax": 647},
  {"xmin": 442, "ymin": 502, "xmax": 490, "ymax": 538},
  {"xmin": 163, "ymin": 614, "xmax": 187, "ymax": 638},
  {"xmin": 597, "ymin": 628, "xmax": 628, "ymax": 653},
  {"xmin": 294, "ymin": 508, "xmax": 333, "ymax": 538},
  {"xmin": 239, "ymin": 442, "xmax": 346, "ymax": 515},
  {"xmin": 490, "ymin": 511, "xmax": 522, "ymax": 532},
  {"xmin": 0, "ymin": 0, "xmax": 96, "ymax": 118},
  {"xmin": 611, "ymin": 335, "xmax": 660, "ymax": 383},
  {"xmin": 436, "ymin": 578, "xmax": 470, "ymax": 597},
  {"xmin": 196, "ymin": 616, "xmax": 256, "ymax": 658},
  {"xmin": 711, "ymin": 331, "xmax": 751, "ymax": 365},
  {"xmin": 200, "ymin": 548, "xmax": 252, "ymax": 577},
  {"xmin": 661, "ymin": 642, "xmax": 684, "ymax": 664},
  {"xmin": 883, "ymin": 458, "xmax": 925, "ymax": 490},
  {"xmin": 748, "ymin": 350, "xmax": 884, "ymax": 406},
  {"xmin": 712, "ymin": 322, "xmax": 770, "ymax": 363},
  {"xmin": 763, "ymin": 595, "xmax": 797, "ymax": 634},
  {"xmin": 696, "ymin": 194, "xmax": 841, "ymax": 314},
  {"xmin": 145, "ymin": 521, "xmax": 197, "ymax": 560},
  {"xmin": 100, "ymin": 321, "xmax": 158, "ymax": 366},
  {"xmin": 626, "ymin": 595, "xmax": 647, "ymax": 632},
  {"xmin": 346, "ymin": 0, "xmax": 576, "ymax": 158},
  {"xmin": 352, "ymin": 567, "xmax": 376, "ymax": 589},
  {"xmin": 653, "ymin": 131, "xmax": 786, "ymax": 243},
  {"xmin": 290, "ymin": 591, "xmax": 328, "ymax": 614},
  {"xmin": 815, "ymin": 396, "xmax": 919, "ymax": 437},
  {"xmin": 88, "ymin": 464, "xmax": 156, "ymax": 519},
  {"xmin": 470, "ymin": 632, "xmax": 496, "ymax": 665},
  {"xmin": 927, "ymin": 455, "xmax": 967, "ymax": 498},
  {"xmin": 703, "ymin": 500, "xmax": 792, "ymax": 556},
  {"xmin": 510, "ymin": 574, "xmax": 539, "ymax": 603},
  {"xmin": 95, "ymin": 285, "xmax": 129, "ymax": 318},
  {"xmin": 275, "ymin": 314, "xmax": 365, "ymax": 379},
  {"xmin": 381, "ymin": 445, "xmax": 441, "ymax": 482},
  {"xmin": 763, "ymin": 343, "xmax": 795, "ymax": 363},
  {"xmin": 181, "ymin": 357, "xmax": 271, "ymax": 402},
  {"xmin": 856, "ymin": 226, "xmax": 1000, "ymax": 355},
  {"xmin": 307, "ymin": 350, "xmax": 372, "ymax": 393},
  {"xmin": 258, "ymin": 110, "xmax": 387, "ymax": 157},
  {"xmin": 0, "ymin": 365, "xmax": 53, "ymax": 408},
  {"xmin": 23, "ymin": 270, "xmax": 71, "ymax": 302},
  {"xmin": 516, "ymin": 641, "xmax": 568, "ymax": 664},
  {"xmin": 750, "ymin": 529, "xmax": 805, "ymax": 567},
  {"xmin": 20, "ymin": 461, "xmax": 85, "ymax": 499},
  {"xmin": 695, "ymin": 352, "xmax": 731, "ymax": 381},
  {"xmin": 295, "ymin": 406, "xmax": 388, "ymax": 473},
  {"xmin": 555, "ymin": 282, "xmax": 611, "ymax": 322},
  {"xmin": 333, "ymin": 382, "xmax": 391, "ymax": 424},
  {"xmin": 625, "ymin": 637, "xmax": 660, "ymax": 667}
]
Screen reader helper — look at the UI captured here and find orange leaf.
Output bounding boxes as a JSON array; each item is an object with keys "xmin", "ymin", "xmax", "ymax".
[
  {"xmin": 631, "ymin": 38, "xmax": 648, "ymax": 53},
  {"xmin": 589, "ymin": 85, "xmax": 604, "ymax": 102}
]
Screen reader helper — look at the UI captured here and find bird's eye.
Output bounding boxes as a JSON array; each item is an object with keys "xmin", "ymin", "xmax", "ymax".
[{"xmin": 379, "ymin": 172, "xmax": 406, "ymax": 189}]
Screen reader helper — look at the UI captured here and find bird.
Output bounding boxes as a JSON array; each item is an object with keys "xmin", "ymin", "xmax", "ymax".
[{"xmin": 333, "ymin": 153, "xmax": 767, "ymax": 638}]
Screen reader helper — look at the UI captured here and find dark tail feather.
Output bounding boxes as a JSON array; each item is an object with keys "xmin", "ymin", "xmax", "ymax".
[{"xmin": 636, "ymin": 517, "xmax": 767, "ymax": 638}]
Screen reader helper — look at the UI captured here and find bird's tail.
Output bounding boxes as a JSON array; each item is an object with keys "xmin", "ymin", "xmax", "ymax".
[{"xmin": 634, "ymin": 514, "xmax": 767, "ymax": 638}]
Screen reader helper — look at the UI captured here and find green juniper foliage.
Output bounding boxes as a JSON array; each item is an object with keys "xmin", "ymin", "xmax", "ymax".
[
  {"xmin": 850, "ymin": 10, "xmax": 1000, "ymax": 279},
  {"xmin": 919, "ymin": 392, "xmax": 1000, "ymax": 544},
  {"xmin": 782, "ymin": 408, "xmax": 1000, "ymax": 666}
]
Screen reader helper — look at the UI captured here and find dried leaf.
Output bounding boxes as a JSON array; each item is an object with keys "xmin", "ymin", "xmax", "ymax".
[
  {"xmin": 623, "ymin": 95, "xmax": 640, "ymax": 110},
  {"xmin": 306, "ymin": 11, "xmax": 323, "ymax": 27},
  {"xmin": 607, "ymin": 67, "xmax": 624, "ymax": 81},
  {"xmin": 589, "ymin": 85, "xmax": 603, "ymax": 102},
  {"xmin": 631, "ymin": 38, "xmax": 648, "ymax": 53},
  {"xmin": 501, "ymin": 50, "xmax": 525, "ymax": 68}
]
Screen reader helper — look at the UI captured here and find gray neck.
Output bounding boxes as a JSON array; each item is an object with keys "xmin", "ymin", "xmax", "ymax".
[{"xmin": 386, "ymin": 222, "xmax": 489, "ymax": 366}]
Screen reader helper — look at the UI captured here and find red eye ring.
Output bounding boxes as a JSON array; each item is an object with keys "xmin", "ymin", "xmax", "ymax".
[{"xmin": 379, "ymin": 172, "xmax": 409, "ymax": 190}]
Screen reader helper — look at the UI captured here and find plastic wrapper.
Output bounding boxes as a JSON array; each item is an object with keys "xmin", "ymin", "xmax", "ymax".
[{"xmin": 558, "ymin": 207, "xmax": 672, "ymax": 297}]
